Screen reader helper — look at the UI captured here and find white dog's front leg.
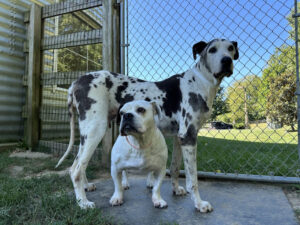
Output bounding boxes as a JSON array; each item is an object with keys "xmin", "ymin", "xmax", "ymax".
[
  {"xmin": 181, "ymin": 145, "xmax": 213, "ymax": 213},
  {"xmin": 122, "ymin": 170, "xmax": 130, "ymax": 190},
  {"xmin": 110, "ymin": 166, "xmax": 124, "ymax": 206},
  {"xmin": 152, "ymin": 168, "xmax": 167, "ymax": 209},
  {"xmin": 146, "ymin": 171, "xmax": 154, "ymax": 189}
]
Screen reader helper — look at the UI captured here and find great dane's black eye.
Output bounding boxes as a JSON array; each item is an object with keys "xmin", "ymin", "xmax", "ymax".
[
  {"xmin": 137, "ymin": 107, "xmax": 146, "ymax": 114},
  {"xmin": 120, "ymin": 111, "xmax": 124, "ymax": 116},
  {"xmin": 228, "ymin": 45, "xmax": 234, "ymax": 51},
  {"xmin": 209, "ymin": 47, "xmax": 217, "ymax": 53}
]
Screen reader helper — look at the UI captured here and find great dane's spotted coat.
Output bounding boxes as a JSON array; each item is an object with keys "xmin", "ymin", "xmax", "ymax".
[{"xmin": 56, "ymin": 39, "xmax": 239, "ymax": 212}]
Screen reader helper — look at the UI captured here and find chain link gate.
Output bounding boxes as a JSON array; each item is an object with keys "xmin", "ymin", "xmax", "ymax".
[
  {"xmin": 123, "ymin": 0, "xmax": 300, "ymax": 182},
  {"xmin": 24, "ymin": 0, "xmax": 121, "ymax": 167}
]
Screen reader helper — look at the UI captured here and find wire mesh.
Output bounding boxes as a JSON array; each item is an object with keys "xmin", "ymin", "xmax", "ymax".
[
  {"xmin": 125, "ymin": 0, "xmax": 299, "ymax": 178},
  {"xmin": 36, "ymin": 0, "xmax": 299, "ymax": 180},
  {"xmin": 38, "ymin": 1, "xmax": 103, "ymax": 158}
]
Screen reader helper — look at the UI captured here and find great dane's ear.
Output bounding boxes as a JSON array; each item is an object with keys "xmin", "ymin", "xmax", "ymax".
[
  {"xmin": 151, "ymin": 101, "xmax": 161, "ymax": 119},
  {"xmin": 192, "ymin": 41, "xmax": 207, "ymax": 60},
  {"xmin": 232, "ymin": 41, "xmax": 239, "ymax": 60}
]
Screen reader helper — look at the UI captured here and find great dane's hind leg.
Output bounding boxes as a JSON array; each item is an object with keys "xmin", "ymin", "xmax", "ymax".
[
  {"xmin": 71, "ymin": 110, "xmax": 108, "ymax": 209},
  {"xmin": 170, "ymin": 137, "xmax": 187, "ymax": 196},
  {"xmin": 181, "ymin": 144, "xmax": 213, "ymax": 213}
]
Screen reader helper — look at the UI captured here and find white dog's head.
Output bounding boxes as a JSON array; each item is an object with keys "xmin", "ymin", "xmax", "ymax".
[
  {"xmin": 119, "ymin": 100, "xmax": 160, "ymax": 136},
  {"xmin": 193, "ymin": 39, "xmax": 239, "ymax": 79}
]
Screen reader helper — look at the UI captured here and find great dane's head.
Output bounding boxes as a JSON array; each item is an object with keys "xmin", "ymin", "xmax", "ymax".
[
  {"xmin": 119, "ymin": 100, "xmax": 160, "ymax": 136},
  {"xmin": 193, "ymin": 39, "xmax": 239, "ymax": 79}
]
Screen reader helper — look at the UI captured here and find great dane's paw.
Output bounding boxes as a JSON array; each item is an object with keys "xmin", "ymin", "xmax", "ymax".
[
  {"xmin": 78, "ymin": 200, "xmax": 96, "ymax": 209},
  {"xmin": 195, "ymin": 200, "xmax": 213, "ymax": 213},
  {"xmin": 84, "ymin": 183, "xmax": 96, "ymax": 192},
  {"xmin": 110, "ymin": 195, "xmax": 123, "ymax": 206},
  {"xmin": 172, "ymin": 186, "xmax": 187, "ymax": 196},
  {"xmin": 152, "ymin": 197, "xmax": 168, "ymax": 209}
]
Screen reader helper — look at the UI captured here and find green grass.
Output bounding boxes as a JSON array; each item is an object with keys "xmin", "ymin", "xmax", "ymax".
[
  {"xmin": 0, "ymin": 151, "xmax": 115, "ymax": 225},
  {"xmin": 166, "ymin": 126, "xmax": 299, "ymax": 177}
]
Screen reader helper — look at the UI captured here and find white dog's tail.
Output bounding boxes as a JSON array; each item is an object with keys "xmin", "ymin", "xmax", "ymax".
[{"xmin": 55, "ymin": 85, "xmax": 75, "ymax": 168}]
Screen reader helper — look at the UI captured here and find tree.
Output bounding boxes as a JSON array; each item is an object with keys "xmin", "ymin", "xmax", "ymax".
[
  {"xmin": 227, "ymin": 75, "xmax": 263, "ymax": 127},
  {"xmin": 259, "ymin": 3, "xmax": 299, "ymax": 130},
  {"xmin": 266, "ymin": 72, "xmax": 296, "ymax": 131},
  {"xmin": 211, "ymin": 86, "xmax": 229, "ymax": 121}
]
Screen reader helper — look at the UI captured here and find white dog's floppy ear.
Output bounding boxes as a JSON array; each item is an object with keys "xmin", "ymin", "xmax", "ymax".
[
  {"xmin": 151, "ymin": 101, "xmax": 161, "ymax": 119},
  {"xmin": 192, "ymin": 41, "xmax": 207, "ymax": 60},
  {"xmin": 232, "ymin": 41, "xmax": 239, "ymax": 60}
]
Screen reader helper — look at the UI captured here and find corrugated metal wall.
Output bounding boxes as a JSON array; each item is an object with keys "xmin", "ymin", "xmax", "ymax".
[{"xmin": 0, "ymin": 0, "xmax": 53, "ymax": 143}]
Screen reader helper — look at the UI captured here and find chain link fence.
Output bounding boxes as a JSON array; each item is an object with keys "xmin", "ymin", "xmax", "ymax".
[
  {"xmin": 33, "ymin": 0, "xmax": 300, "ymax": 181},
  {"xmin": 125, "ymin": 0, "xmax": 299, "ymax": 180}
]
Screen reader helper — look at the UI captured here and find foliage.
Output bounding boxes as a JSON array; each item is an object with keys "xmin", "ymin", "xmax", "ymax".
[
  {"xmin": 261, "ymin": 44, "xmax": 297, "ymax": 130},
  {"xmin": 266, "ymin": 71, "xmax": 297, "ymax": 131},
  {"xmin": 227, "ymin": 75, "xmax": 263, "ymax": 126},
  {"xmin": 56, "ymin": 14, "xmax": 102, "ymax": 73},
  {"xmin": 211, "ymin": 86, "xmax": 230, "ymax": 120},
  {"xmin": 216, "ymin": 112, "xmax": 232, "ymax": 124}
]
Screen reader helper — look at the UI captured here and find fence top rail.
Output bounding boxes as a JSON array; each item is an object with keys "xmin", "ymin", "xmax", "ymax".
[
  {"xmin": 42, "ymin": 29, "xmax": 102, "ymax": 50},
  {"xmin": 42, "ymin": 0, "xmax": 103, "ymax": 19}
]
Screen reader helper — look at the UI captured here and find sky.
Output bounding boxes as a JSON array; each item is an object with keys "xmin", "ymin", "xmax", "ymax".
[{"xmin": 125, "ymin": 0, "xmax": 295, "ymax": 88}]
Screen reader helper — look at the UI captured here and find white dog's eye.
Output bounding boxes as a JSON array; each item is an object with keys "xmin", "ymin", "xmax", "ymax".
[
  {"xmin": 228, "ymin": 45, "xmax": 234, "ymax": 51},
  {"xmin": 208, "ymin": 47, "xmax": 217, "ymax": 53},
  {"xmin": 137, "ymin": 107, "xmax": 146, "ymax": 114},
  {"xmin": 120, "ymin": 111, "xmax": 124, "ymax": 116}
]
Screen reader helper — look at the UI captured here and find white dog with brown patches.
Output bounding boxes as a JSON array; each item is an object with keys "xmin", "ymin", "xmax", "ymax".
[{"xmin": 110, "ymin": 100, "xmax": 168, "ymax": 208}]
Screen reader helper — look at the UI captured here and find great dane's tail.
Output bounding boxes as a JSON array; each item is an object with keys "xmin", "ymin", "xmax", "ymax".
[{"xmin": 55, "ymin": 84, "xmax": 75, "ymax": 168}]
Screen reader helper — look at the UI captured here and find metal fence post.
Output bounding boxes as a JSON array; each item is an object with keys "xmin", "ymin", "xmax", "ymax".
[
  {"xmin": 25, "ymin": 4, "xmax": 42, "ymax": 149},
  {"xmin": 294, "ymin": 0, "xmax": 300, "ymax": 170}
]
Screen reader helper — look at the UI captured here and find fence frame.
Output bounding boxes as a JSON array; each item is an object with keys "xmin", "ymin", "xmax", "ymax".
[{"xmin": 24, "ymin": 0, "xmax": 120, "ymax": 167}]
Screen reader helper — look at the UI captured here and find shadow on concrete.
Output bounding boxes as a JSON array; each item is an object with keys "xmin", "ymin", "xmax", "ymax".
[{"xmin": 86, "ymin": 177, "xmax": 298, "ymax": 225}]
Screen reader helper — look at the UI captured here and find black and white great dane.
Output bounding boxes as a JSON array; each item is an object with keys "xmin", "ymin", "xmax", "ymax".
[{"xmin": 56, "ymin": 38, "xmax": 239, "ymax": 212}]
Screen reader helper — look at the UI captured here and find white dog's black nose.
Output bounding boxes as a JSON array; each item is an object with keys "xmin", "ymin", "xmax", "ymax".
[
  {"xmin": 123, "ymin": 113, "xmax": 134, "ymax": 120},
  {"xmin": 221, "ymin": 56, "xmax": 232, "ymax": 66}
]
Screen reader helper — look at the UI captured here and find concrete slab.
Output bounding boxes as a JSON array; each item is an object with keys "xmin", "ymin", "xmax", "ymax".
[{"xmin": 87, "ymin": 178, "xmax": 299, "ymax": 225}]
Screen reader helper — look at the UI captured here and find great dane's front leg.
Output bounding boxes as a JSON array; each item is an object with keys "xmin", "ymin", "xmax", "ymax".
[
  {"xmin": 181, "ymin": 144, "xmax": 213, "ymax": 213},
  {"xmin": 170, "ymin": 137, "xmax": 187, "ymax": 195}
]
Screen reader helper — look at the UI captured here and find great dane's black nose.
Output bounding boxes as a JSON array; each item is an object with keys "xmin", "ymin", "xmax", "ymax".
[
  {"xmin": 123, "ymin": 113, "xmax": 134, "ymax": 120},
  {"xmin": 221, "ymin": 56, "xmax": 232, "ymax": 66}
]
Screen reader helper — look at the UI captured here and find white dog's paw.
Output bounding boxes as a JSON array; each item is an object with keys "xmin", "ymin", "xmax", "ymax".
[
  {"xmin": 172, "ymin": 186, "xmax": 187, "ymax": 196},
  {"xmin": 195, "ymin": 200, "xmax": 213, "ymax": 213},
  {"xmin": 78, "ymin": 200, "xmax": 96, "ymax": 209},
  {"xmin": 146, "ymin": 182, "xmax": 153, "ymax": 189},
  {"xmin": 152, "ymin": 197, "xmax": 168, "ymax": 209},
  {"xmin": 110, "ymin": 195, "xmax": 123, "ymax": 206},
  {"xmin": 122, "ymin": 182, "xmax": 130, "ymax": 190},
  {"xmin": 84, "ymin": 183, "xmax": 96, "ymax": 192}
]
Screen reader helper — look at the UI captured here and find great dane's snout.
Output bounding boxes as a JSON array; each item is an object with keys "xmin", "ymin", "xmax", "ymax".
[{"xmin": 221, "ymin": 56, "xmax": 232, "ymax": 66}]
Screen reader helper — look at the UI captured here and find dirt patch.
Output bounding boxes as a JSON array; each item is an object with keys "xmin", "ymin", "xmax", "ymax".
[
  {"xmin": 9, "ymin": 150, "xmax": 51, "ymax": 159},
  {"xmin": 284, "ymin": 187, "xmax": 300, "ymax": 223},
  {"xmin": 8, "ymin": 165, "xmax": 24, "ymax": 177}
]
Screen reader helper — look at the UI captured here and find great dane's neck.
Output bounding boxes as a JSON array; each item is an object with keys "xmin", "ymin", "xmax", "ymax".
[{"xmin": 184, "ymin": 63, "xmax": 220, "ymax": 109}]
